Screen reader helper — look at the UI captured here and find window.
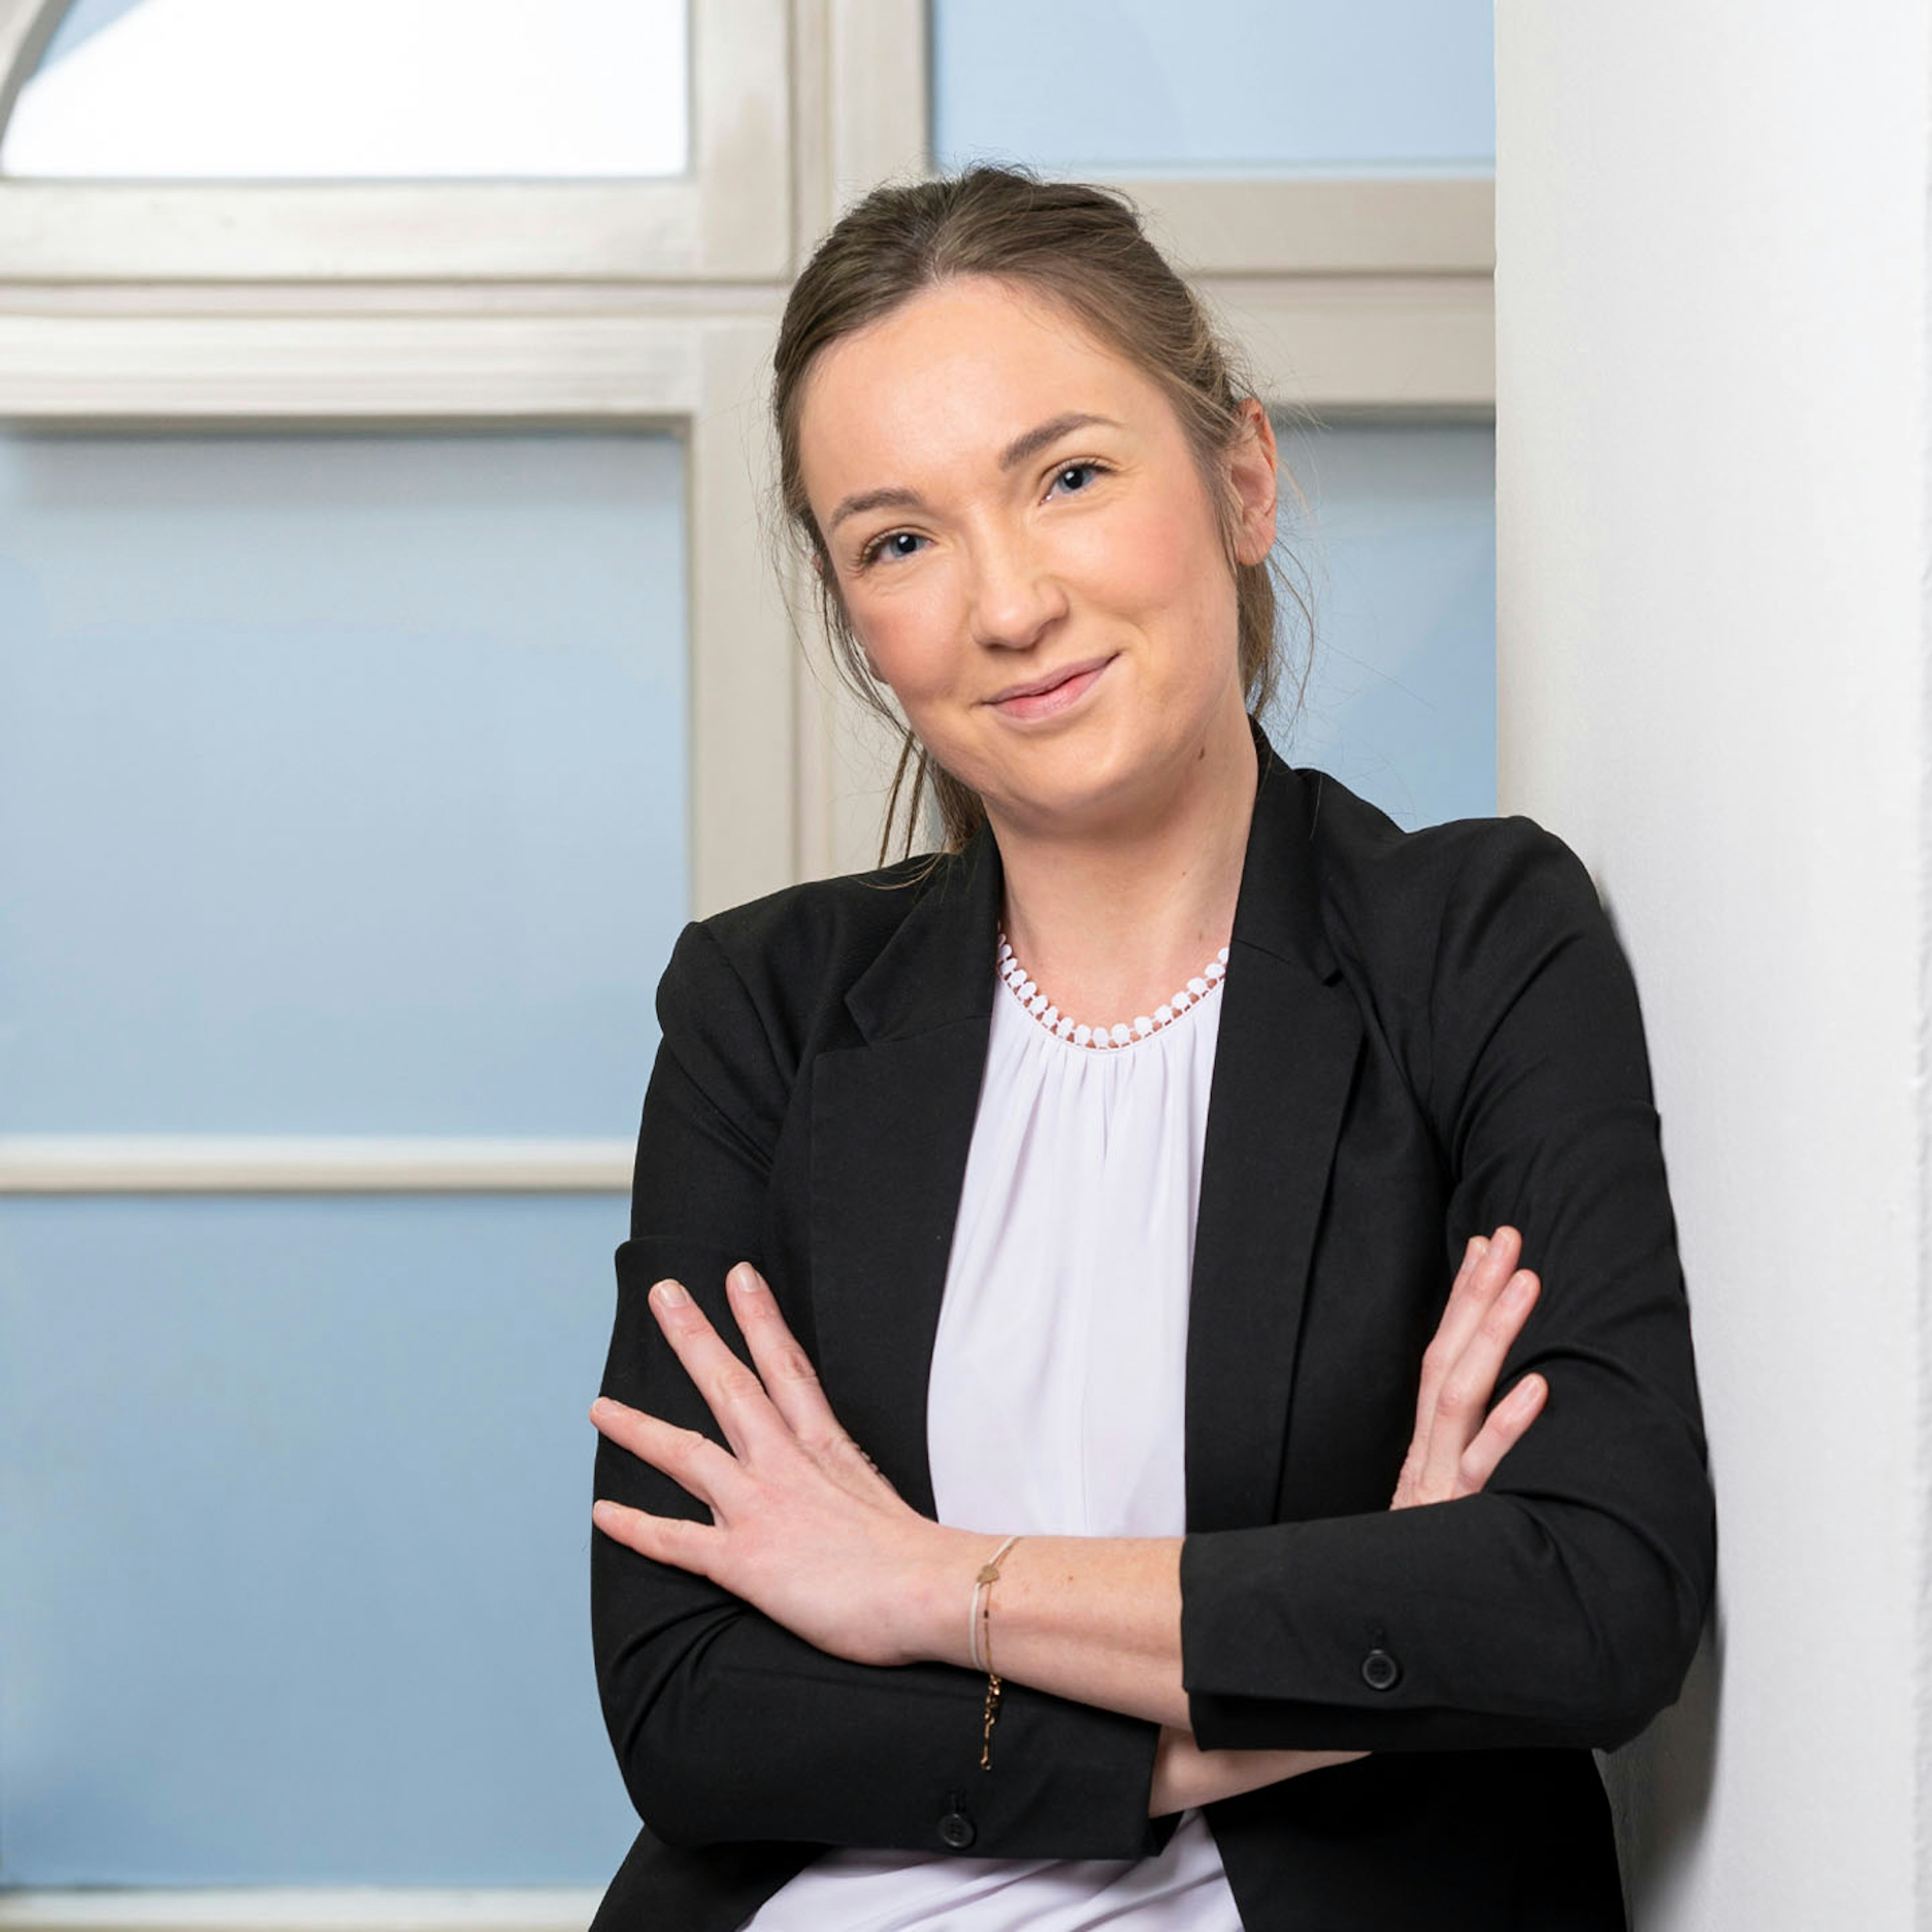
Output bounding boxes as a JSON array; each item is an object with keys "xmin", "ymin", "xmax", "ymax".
[{"xmin": 3, "ymin": 0, "xmax": 689, "ymax": 180}]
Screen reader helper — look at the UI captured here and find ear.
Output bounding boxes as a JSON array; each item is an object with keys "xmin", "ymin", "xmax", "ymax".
[{"xmin": 1225, "ymin": 398, "xmax": 1279, "ymax": 569}]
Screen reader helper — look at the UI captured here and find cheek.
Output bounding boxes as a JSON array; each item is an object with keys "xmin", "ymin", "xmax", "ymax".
[
  {"xmin": 1073, "ymin": 490, "xmax": 1233, "ymax": 642},
  {"xmin": 844, "ymin": 570, "xmax": 965, "ymax": 696}
]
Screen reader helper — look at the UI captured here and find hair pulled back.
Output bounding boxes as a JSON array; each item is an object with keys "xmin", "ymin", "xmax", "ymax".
[{"xmin": 772, "ymin": 162, "xmax": 1307, "ymax": 864}]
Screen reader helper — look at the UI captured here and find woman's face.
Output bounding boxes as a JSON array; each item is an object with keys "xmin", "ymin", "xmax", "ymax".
[{"xmin": 796, "ymin": 275, "xmax": 1278, "ymax": 837}]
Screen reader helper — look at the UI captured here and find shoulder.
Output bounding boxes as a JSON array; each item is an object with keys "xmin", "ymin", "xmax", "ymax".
[
  {"xmin": 1287, "ymin": 768, "xmax": 1651, "ymax": 1136},
  {"xmin": 1285, "ymin": 766, "xmax": 1632, "ymax": 1108},
  {"xmin": 698, "ymin": 848, "xmax": 948, "ymax": 976},
  {"xmin": 653, "ymin": 847, "xmax": 964, "ymax": 1076},
  {"xmin": 1292, "ymin": 766, "xmax": 1606, "ymax": 984}
]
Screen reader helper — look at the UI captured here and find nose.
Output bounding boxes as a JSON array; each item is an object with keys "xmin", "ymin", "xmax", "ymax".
[{"xmin": 963, "ymin": 519, "xmax": 1069, "ymax": 652}]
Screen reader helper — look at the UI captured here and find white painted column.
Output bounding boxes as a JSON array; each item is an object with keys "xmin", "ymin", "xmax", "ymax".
[{"xmin": 1495, "ymin": 7, "xmax": 1930, "ymax": 1926}]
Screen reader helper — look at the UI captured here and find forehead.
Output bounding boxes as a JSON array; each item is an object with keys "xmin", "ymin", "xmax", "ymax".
[{"xmin": 795, "ymin": 276, "xmax": 1170, "ymax": 498}]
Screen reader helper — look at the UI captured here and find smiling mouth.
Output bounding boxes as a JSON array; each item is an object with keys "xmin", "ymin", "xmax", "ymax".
[{"xmin": 988, "ymin": 657, "xmax": 1115, "ymax": 713}]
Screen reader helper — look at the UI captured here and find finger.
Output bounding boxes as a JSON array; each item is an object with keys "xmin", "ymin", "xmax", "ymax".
[
  {"xmin": 591, "ymin": 1496, "xmax": 726, "ymax": 1577},
  {"xmin": 647, "ymin": 1278, "xmax": 784, "ymax": 1461},
  {"xmin": 1413, "ymin": 1227, "xmax": 1520, "ymax": 1439},
  {"xmin": 1455, "ymin": 1373, "xmax": 1548, "ymax": 1495},
  {"xmin": 1420, "ymin": 1266, "xmax": 1542, "ymax": 1497},
  {"xmin": 724, "ymin": 1268, "xmax": 890, "ymax": 1491},
  {"xmin": 589, "ymin": 1396, "xmax": 742, "ymax": 1511},
  {"xmin": 725, "ymin": 1263, "xmax": 850, "ymax": 1452},
  {"xmin": 1411, "ymin": 1234, "xmax": 1486, "ymax": 1437},
  {"xmin": 1422, "ymin": 1229, "xmax": 1517, "ymax": 1407}
]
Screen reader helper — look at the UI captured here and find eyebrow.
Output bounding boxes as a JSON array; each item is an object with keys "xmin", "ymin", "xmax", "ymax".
[{"xmin": 825, "ymin": 412, "xmax": 1124, "ymax": 535}]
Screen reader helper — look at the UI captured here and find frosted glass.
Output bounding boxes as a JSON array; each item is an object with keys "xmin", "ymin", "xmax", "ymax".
[
  {"xmin": 0, "ymin": 431, "xmax": 688, "ymax": 1135},
  {"xmin": 2, "ymin": 0, "xmax": 687, "ymax": 179},
  {"xmin": 0, "ymin": 1192, "xmax": 642, "ymax": 1881},
  {"xmin": 1262, "ymin": 421, "xmax": 1496, "ymax": 827},
  {"xmin": 932, "ymin": 0, "xmax": 1493, "ymax": 178}
]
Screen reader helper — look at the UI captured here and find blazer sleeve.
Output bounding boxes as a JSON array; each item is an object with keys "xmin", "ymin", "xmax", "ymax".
[
  {"xmin": 1178, "ymin": 817, "xmax": 1718, "ymax": 1754},
  {"xmin": 591, "ymin": 917, "xmax": 1167, "ymax": 1856}
]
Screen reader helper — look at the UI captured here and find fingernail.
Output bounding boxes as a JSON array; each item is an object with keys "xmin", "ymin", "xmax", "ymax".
[
  {"xmin": 651, "ymin": 1279, "xmax": 689, "ymax": 1309},
  {"xmin": 729, "ymin": 1264, "xmax": 763, "ymax": 1295},
  {"xmin": 1503, "ymin": 1271, "xmax": 1534, "ymax": 1307},
  {"xmin": 591, "ymin": 1499, "xmax": 619, "ymax": 1526}
]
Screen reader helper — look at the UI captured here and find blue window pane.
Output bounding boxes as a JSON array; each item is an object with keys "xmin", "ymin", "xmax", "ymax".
[
  {"xmin": 0, "ymin": 431, "xmax": 687, "ymax": 1137},
  {"xmin": 932, "ymin": 0, "xmax": 1494, "ymax": 177},
  {"xmin": 1261, "ymin": 421, "xmax": 1496, "ymax": 828},
  {"xmin": 0, "ymin": 1193, "xmax": 640, "ymax": 1881}
]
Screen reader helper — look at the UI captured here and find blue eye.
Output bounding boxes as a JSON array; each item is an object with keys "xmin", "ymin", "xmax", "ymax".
[
  {"xmin": 858, "ymin": 529, "xmax": 927, "ymax": 569},
  {"xmin": 854, "ymin": 462, "xmax": 1108, "ymax": 569}
]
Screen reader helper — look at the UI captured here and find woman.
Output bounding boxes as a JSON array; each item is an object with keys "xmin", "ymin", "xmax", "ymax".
[{"xmin": 586, "ymin": 166, "xmax": 1716, "ymax": 1930}]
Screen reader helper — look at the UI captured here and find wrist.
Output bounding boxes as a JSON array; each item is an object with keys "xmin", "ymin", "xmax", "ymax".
[
  {"xmin": 1149, "ymin": 1725, "xmax": 1198, "ymax": 1817},
  {"xmin": 898, "ymin": 1523, "xmax": 1011, "ymax": 1669}
]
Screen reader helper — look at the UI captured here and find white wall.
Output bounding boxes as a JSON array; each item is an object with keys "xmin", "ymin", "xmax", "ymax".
[{"xmin": 1495, "ymin": 7, "xmax": 1930, "ymax": 1926}]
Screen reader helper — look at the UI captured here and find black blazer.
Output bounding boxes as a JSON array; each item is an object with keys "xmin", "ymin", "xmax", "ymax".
[{"xmin": 590, "ymin": 713, "xmax": 1716, "ymax": 1932}]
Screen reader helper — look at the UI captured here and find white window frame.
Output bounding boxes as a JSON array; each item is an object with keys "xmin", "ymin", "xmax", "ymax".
[
  {"xmin": 0, "ymin": 0, "xmax": 791, "ymax": 279},
  {"xmin": 0, "ymin": 0, "xmax": 1497, "ymax": 1915},
  {"xmin": 0, "ymin": 0, "xmax": 811, "ymax": 1198},
  {"xmin": 0, "ymin": 0, "xmax": 1493, "ymax": 1198},
  {"xmin": 0, "ymin": 302, "xmax": 785, "ymax": 1194}
]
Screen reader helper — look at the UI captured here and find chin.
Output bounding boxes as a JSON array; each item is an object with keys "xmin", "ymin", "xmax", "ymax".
[
  {"xmin": 920, "ymin": 703, "xmax": 1153, "ymax": 817},
  {"xmin": 994, "ymin": 751, "xmax": 1150, "ymax": 831}
]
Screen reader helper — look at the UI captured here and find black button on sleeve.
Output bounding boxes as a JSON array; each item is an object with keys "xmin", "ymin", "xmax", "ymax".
[
  {"xmin": 1360, "ymin": 1646, "xmax": 1401, "ymax": 1692},
  {"xmin": 937, "ymin": 1809, "xmax": 977, "ymax": 1849}
]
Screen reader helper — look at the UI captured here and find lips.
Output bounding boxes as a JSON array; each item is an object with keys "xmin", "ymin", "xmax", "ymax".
[{"xmin": 987, "ymin": 656, "xmax": 1114, "ymax": 719}]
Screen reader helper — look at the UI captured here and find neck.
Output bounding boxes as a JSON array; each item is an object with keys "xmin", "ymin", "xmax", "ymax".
[{"xmin": 986, "ymin": 699, "xmax": 1259, "ymax": 1026}]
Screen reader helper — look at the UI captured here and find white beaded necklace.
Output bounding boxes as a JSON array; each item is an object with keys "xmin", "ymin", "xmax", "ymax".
[{"xmin": 996, "ymin": 928, "xmax": 1229, "ymax": 1051}]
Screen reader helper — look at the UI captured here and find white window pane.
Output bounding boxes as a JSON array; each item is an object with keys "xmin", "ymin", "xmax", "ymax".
[
  {"xmin": 933, "ymin": 0, "xmax": 1493, "ymax": 178},
  {"xmin": 2, "ymin": 0, "xmax": 687, "ymax": 180}
]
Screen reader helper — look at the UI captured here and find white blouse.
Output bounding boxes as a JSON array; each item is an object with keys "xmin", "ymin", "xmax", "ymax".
[{"xmin": 743, "ymin": 934, "xmax": 1243, "ymax": 1932}]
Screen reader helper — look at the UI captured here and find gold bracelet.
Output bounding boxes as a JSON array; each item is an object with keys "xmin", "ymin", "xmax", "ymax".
[{"xmin": 973, "ymin": 1535, "xmax": 1022, "ymax": 1771}]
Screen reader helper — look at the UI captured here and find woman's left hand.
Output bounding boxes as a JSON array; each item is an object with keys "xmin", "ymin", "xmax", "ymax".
[
  {"xmin": 590, "ymin": 1263, "xmax": 968, "ymax": 1668},
  {"xmin": 1390, "ymin": 1225, "xmax": 1549, "ymax": 1509}
]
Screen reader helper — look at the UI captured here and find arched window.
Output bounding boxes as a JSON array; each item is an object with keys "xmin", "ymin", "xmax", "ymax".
[{"xmin": 4, "ymin": 0, "xmax": 689, "ymax": 179}]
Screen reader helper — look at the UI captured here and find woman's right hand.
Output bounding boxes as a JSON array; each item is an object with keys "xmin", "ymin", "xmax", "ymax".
[{"xmin": 1151, "ymin": 1225, "xmax": 1549, "ymax": 1817}]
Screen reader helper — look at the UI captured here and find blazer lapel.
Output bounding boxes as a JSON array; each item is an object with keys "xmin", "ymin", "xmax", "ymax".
[
  {"xmin": 808, "ymin": 716, "xmax": 1363, "ymax": 1536},
  {"xmin": 1185, "ymin": 723, "xmax": 1363, "ymax": 1530},
  {"xmin": 809, "ymin": 820, "xmax": 1003, "ymax": 1519}
]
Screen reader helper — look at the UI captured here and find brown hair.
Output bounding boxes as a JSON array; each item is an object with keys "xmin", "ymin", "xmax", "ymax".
[{"xmin": 771, "ymin": 162, "xmax": 1310, "ymax": 866}]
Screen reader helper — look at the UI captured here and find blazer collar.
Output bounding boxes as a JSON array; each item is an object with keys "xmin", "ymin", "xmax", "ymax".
[{"xmin": 842, "ymin": 711, "xmax": 1338, "ymax": 1049}]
